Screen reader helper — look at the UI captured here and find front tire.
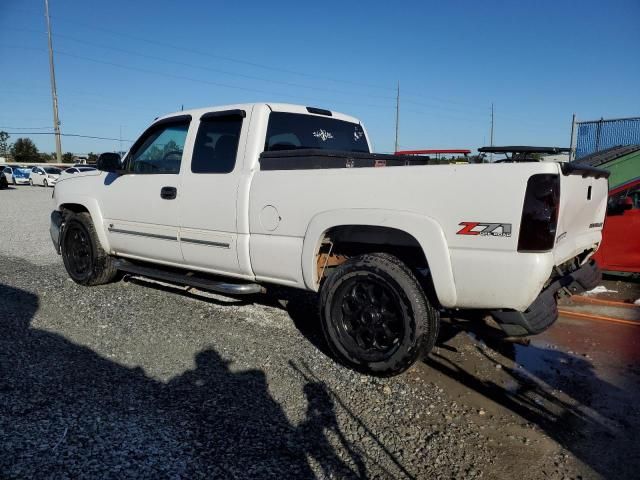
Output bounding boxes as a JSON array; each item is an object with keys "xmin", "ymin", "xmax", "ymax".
[
  {"xmin": 61, "ymin": 211, "xmax": 118, "ymax": 286},
  {"xmin": 319, "ymin": 253, "xmax": 439, "ymax": 376},
  {"xmin": 43, "ymin": 179, "xmax": 48, "ymax": 187}
]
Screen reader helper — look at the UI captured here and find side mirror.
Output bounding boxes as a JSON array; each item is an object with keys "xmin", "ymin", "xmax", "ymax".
[
  {"xmin": 97, "ymin": 152, "xmax": 122, "ymax": 173},
  {"xmin": 621, "ymin": 197, "xmax": 634, "ymax": 211}
]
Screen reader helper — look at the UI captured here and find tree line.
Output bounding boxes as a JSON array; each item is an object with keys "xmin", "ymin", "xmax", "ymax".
[{"xmin": 0, "ymin": 131, "xmax": 98, "ymax": 164}]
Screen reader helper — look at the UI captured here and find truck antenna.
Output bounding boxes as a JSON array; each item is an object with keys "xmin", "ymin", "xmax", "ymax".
[
  {"xmin": 394, "ymin": 81, "xmax": 400, "ymax": 153},
  {"xmin": 489, "ymin": 102, "xmax": 495, "ymax": 162}
]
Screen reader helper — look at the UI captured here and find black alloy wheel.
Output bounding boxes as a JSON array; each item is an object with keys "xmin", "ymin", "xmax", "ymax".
[
  {"xmin": 63, "ymin": 222, "xmax": 94, "ymax": 281},
  {"xmin": 331, "ymin": 276, "xmax": 405, "ymax": 363},
  {"xmin": 320, "ymin": 253, "xmax": 439, "ymax": 376}
]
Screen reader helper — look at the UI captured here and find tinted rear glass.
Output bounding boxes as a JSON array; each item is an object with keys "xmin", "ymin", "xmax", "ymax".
[
  {"xmin": 265, "ymin": 112, "xmax": 369, "ymax": 153},
  {"xmin": 191, "ymin": 116, "xmax": 242, "ymax": 174}
]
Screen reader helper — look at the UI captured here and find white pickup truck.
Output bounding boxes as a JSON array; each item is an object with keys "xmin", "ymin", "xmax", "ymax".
[{"xmin": 50, "ymin": 103, "xmax": 609, "ymax": 376}]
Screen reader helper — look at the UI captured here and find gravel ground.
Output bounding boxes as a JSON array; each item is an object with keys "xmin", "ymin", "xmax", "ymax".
[
  {"xmin": 0, "ymin": 184, "xmax": 57, "ymax": 265},
  {"xmin": 1, "ymin": 186, "xmax": 638, "ymax": 479}
]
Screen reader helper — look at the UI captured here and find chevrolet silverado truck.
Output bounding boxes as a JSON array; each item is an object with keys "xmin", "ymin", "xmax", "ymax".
[{"xmin": 50, "ymin": 103, "xmax": 609, "ymax": 376}]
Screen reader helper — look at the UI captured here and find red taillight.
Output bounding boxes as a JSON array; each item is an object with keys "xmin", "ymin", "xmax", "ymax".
[{"xmin": 517, "ymin": 174, "xmax": 560, "ymax": 252}]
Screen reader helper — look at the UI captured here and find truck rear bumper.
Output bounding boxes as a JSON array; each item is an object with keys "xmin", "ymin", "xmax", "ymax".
[{"xmin": 490, "ymin": 259, "xmax": 601, "ymax": 336}]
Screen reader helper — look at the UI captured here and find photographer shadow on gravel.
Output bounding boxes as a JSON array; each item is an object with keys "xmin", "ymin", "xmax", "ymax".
[
  {"xmin": 0, "ymin": 282, "xmax": 365, "ymax": 479},
  {"xmin": 427, "ymin": 319, "xmax": 635, "ymax": 479}
]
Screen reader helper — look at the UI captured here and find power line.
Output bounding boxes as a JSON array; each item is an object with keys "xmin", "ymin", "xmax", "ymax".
[
  {"xmin": 51, "ymin": 21, "xmax": 395, "ymax": 92},
  {"xmin": 53, "ymin": 49, "xmax": 396, "ymax": 111},
  {"xmin": 2, "ymin": 39, "xmax": 507, "ymax": 126},
  {"xmin": 7, "ymin": 24, "xmax": 394, "ymax": 93},
  {"xmin": 8, "ymin": 30, "xmax": 489, "ymax": 117},
  {"xmin": 3, "ymin": 131, "xmax": 134, "ymax": 142},
  {"xmin": 47, "ymin": 31, "xmax": 398, "ymax": 102},
  {"xmin": 0, "ymin": 126, "xmax": 53, "ymax": 130},
  {"xmin": 5, "ymin": 25, "xmax": 563, "ymax": 131}
]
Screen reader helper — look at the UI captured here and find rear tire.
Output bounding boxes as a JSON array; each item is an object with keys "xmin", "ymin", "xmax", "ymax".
[
  {"xmin": 29, "ymin": 178, "xmax": 33, "ymax": 186},
  {"xmin": 61, "ymin": 211, "xmax": 118, "ymax": 286},
  {"xmin": 319, "ymin": 253, "xmax": 439, "ymax": 376}
]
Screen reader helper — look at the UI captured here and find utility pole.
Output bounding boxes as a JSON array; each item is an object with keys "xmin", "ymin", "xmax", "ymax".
[
  {"xmin": 45, "ymin": 0, "xmax": 62, "ymax": 163},
  {"xmin": 394, "ymin": 81, "xmax": 400, "ymax": 153},
  {"xmin": 489, "ymin": 102, "xmax": 494, "ymax": 162}
]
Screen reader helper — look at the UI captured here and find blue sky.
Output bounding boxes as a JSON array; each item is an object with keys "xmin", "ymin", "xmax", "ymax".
[{"xmin": 1, "ymin": 0, "xmax": 639, "ymax": 155}]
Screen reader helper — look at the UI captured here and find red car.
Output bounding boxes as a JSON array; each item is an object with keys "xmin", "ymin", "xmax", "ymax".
[{"xmin": 594, "ymin": 177, "xmax": 640, "ymax": 273}]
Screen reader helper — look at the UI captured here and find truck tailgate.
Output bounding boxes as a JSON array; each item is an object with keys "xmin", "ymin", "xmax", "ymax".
[{"xmin": 553, "ymin": 165, "xmax": 609, "ymax": 265}]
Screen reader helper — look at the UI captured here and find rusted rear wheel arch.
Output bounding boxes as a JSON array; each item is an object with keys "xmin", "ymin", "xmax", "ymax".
[{"xmin": 314, "ymin": 225, "xmax": 437, "ymax": 305}]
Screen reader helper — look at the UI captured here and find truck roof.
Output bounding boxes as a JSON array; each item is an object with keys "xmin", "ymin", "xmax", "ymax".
[{"xmin": 155, "ymin": 103, "xmax": 362, "ymax": 125}]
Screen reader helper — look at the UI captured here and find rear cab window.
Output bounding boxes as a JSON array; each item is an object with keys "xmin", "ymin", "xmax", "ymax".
[
  {"xmin": 264, "ymin": 112, "xmax": 369, "ymax": 153},
  {"xmin": 191, "ymin": 111, "xmax": 244, "ymax": 174}
]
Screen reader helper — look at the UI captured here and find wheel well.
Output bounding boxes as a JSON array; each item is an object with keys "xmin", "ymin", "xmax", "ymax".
[
  {"xmin": 60, "ymin": 203, "xmax": 89, "ymax": 215},
  {"xmin": 315, "ymin": 225, "xmax": 429, "ymax": 284}
]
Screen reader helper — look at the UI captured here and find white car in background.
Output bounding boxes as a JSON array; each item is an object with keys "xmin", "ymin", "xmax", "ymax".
[
  {"xmin": 61, "ymin": 166, "xmax": 97, "ymax": 177},
  {"xmin": 30, "ymin": 166, "xmax": 62, "ymax": 187},
  {"xmin": 2, "ymin": 166, "xmax": 31, "ymax": 185}
]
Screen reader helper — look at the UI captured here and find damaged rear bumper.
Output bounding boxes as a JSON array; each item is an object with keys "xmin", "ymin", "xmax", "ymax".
[{"xmin": 491, "ymin": 259, "xmax": 601, "ymax": 336}]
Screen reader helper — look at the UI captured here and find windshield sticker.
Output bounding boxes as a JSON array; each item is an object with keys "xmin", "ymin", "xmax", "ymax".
[
  {"xmin": 354, "ymin": 127, "xmax": 364, "ymax": 141},
  {"xmin": 313, "ymin": 129, "xmax": 334, "ymax": 142}
]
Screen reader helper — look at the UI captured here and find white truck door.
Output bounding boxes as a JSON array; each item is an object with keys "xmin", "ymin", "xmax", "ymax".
[
  {"xmin": 100, "ymin": 116, "xmax": 191, "ymax": 264},
  {"xmin": 178, "ymin": 109, "xmax": 249, "ymax": 277}
]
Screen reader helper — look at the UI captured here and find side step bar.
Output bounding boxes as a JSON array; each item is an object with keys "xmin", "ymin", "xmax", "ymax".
[{"xmin": 113, "ymin": 259, "xmax": 263, "ymax": 295}]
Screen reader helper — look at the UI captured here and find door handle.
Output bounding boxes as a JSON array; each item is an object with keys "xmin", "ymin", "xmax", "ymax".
[{"xmin": 160, "ymin": 186, "xmax": 177, "ymax": 200}]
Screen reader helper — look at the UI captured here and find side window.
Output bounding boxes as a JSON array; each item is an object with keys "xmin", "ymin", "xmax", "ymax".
[
  {"xmin": 191, "ymin": 115, "xmax": 243, "ymax": 174},
  {"xmin": 128, "ymin": 121, "xmax": 189, "ymax": 174}
]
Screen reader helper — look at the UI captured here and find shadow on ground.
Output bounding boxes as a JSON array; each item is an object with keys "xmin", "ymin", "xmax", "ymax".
[
  {"xmin": 0, "ymin": 283, "xmax": 368, "ymax": 479},
  {"xmin": 426, "ymin": 318, "xmax": 639, "ymax": 479}
]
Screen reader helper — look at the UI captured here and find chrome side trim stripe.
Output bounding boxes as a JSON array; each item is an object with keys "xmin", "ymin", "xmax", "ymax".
[
  {"xmin": 108, "ymin": 227, "xmax": 176, "ymax": 242},
  {"xmin": 181, "ymin": 237, "xmax": 230, "ymax": 248}
]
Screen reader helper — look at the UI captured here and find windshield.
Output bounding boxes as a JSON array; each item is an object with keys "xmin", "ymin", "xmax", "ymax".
[
  {"xmin": 265, "ymin": 112, "xmax": 369, "ymax": 153},
  {"xmin": 44, "ymin": 167, "xmax": 61, "ymax": 174},
  {"xmin": 14, "ymin": 168, "xmax": 29, "ymax": 177}
]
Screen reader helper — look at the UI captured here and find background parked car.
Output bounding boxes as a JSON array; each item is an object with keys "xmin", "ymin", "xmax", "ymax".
[
  {"xmin": 593, "ymin": 176, "xmax": 640, "ymax": 273},
  {"xmin": 61, "ymin": 166, "xmax": 97, "ymax": 176},
  {"xmin": 2, "ymin": 166, "xmax": 30, "ymax": 185},
  {"xmin": 30, "ymin": 166, "xmax": 62, "ymax": 187},
  {"xmin": 0, "ymin": 171, "xmax": 7, "ymax": 189}
]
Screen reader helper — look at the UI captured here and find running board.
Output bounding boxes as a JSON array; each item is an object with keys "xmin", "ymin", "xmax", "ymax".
[{"xmin": 113, "ymin": 259, "xmax": 263, "ymax": 295}]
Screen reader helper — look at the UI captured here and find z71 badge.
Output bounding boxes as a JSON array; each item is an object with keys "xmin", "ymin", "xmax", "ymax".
[{"xmin": 457, "ymin": 222, "xmax": 512, "ymax": 237}]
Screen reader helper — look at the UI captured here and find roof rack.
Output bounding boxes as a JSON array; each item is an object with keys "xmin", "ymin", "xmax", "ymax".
[{"xmin": 478, "ymin": 146, "xmax": 570, "ymax": 154}]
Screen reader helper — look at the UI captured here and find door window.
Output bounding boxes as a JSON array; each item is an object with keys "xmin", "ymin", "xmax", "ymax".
[
  {"xmin": 127, "ymin": 121, "xmax": 190, "ymax": 174},
  {"xmin": 191, "ymin": 115, "xmax": 243, "ymax": 174}
]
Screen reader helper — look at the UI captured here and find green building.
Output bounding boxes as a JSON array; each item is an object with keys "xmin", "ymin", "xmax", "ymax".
[{"xmin": 573, "ymin": 145, "xmax": 640, "ymax": 189}]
